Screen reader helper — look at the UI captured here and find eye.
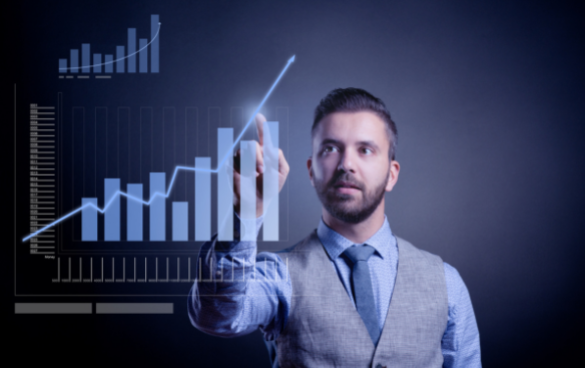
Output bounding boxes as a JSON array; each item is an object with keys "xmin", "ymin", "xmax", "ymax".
[
  {"xmin": 361, "ymin": 147, "xmax": 373, "ymax": 155},
  {"xmin": 323, "ymin": 146, "xmax": 338, "ymax": 154}
]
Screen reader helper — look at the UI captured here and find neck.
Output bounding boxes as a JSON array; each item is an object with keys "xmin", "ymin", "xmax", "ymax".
[{"xmin": 322, "ymin": 200, "xmax": 386, "ymax": 244}]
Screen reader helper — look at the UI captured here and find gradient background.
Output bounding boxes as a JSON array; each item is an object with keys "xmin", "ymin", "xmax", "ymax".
[{"xmin": 6, "ymin": 0, "xmax": 585, "ymax": 366}]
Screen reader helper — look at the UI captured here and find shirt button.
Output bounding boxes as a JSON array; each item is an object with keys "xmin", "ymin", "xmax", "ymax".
[{"xmin": 375, "ymin": 364, "xmax": 384, "ymax": 368}]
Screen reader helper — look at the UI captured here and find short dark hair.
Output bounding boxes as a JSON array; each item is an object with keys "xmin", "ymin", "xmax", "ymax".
[{"xmin": 312, "ymin": 88, "xmax": 398, "ymax": 160}]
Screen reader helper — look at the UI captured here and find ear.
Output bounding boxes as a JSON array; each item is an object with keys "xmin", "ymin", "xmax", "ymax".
[
  {"xmin": 385, "ymin": 160, "xmax": 400, "ymax": 192},
  {"xmin": 307, "ymin": 156, "xmax": 315, "ymax": 187}
]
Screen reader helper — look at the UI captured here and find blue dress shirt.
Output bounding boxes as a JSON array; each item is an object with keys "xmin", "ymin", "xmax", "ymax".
[{"xmin": 189, "ymin": 214, "xmax": 481, "ymax": 368}]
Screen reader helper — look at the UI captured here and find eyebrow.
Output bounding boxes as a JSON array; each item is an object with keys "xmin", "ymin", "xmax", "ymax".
[
  {"xmin": 319, "ymin": 138, "xmax": 381, "ymax": 151},
  {"xmin": 356, "ymin": 140, "xmax": 380, "ymax": 150},
  {"xmin": 319, "ymin": 138, "xmax": 342, "ymax": 147}
]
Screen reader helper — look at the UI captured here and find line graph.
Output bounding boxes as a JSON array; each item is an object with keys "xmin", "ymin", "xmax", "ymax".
[
  {"xmin": 23, "ymin": 55, "xmax": 296, "ymax": 242},
  {"xmin": 58, "ymin": 23, "xmax": 161, "ymax": 72}
]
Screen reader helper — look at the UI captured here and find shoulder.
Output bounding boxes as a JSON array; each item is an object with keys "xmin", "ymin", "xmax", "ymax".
[
  {"xmin": 442, "ymin": 262, "xmax": 469, "ymax": 294},
  {"xmin": 443, "ymin": 262, "xmax": 464, "ymax": 287},
  {"xmin": 442, "ymin": 261, "xmax": 473, "ymax": 312},
  {"xmin": 395, "ymin": 237, "xmax": 470, "ymax": 302},
  {"xmin": 395, "ymin": 235, "xmax": 444, "ymax": 267}
]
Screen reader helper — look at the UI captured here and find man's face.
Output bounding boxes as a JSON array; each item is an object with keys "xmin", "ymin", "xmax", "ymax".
[{"xmin": 308, "ymin": 111, "xmax": 398, "ymax": 224}]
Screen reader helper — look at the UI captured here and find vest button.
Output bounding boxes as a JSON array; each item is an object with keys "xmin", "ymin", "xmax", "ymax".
[{"xmin": 375, "ymin": 364, "xmax": 385, "ymax": 368}]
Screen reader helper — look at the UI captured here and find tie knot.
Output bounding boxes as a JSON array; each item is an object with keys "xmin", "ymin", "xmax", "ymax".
[{"xmin": 343, "ymin": 244, "xmax": 376, "ymax": 264}]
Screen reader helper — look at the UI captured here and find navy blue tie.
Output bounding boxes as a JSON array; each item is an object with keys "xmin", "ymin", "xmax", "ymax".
[{"xmin": 343, "ymin": 245, "xmax": 380, "ymax": 345}]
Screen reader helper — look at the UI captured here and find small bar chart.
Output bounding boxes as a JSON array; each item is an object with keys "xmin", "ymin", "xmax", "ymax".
[{"xmin": 58, "ymin": 14, "xmax": 160, "ymax": 75}]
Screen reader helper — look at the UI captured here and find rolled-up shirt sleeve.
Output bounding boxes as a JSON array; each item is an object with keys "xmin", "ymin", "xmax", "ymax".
[{"xmin": 188, "ymin": 213, "xmax": 291, "ymax": 340}]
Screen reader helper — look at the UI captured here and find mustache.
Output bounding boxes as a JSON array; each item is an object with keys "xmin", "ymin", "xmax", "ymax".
[{"xmin": 327, "ymin": 172, "xmax": 364, "ymax": 191}]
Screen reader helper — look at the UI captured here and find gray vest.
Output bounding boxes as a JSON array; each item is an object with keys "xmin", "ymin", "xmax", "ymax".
[{"xmin": 274, "ymin": 230, "xmax": 448, "ymax": 368}]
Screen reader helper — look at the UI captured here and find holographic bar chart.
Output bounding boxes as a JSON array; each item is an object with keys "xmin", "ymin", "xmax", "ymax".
[
  {"xmin": 77, "ymin": 122, "xmax": 280, "ymax": 242},
  {"xmin": 23, "ymin": 55, "xmax": 296, "ymax": 245}
]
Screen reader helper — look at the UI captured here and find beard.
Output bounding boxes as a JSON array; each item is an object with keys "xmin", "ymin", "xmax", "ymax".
[{"xmin": 313, "ymin": 168, "xmax": 389, "ymax": 224}]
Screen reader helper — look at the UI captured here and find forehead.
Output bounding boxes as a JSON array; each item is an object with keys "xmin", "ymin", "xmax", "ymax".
[{"xmin": 313, "ymin": 111, "xmax": 388, "ymax": 144}]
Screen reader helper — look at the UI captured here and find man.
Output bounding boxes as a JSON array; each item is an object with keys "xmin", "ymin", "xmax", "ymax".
[{"xmin": 188, "ymin": 88, "xmax": 481, "ymax": 367}]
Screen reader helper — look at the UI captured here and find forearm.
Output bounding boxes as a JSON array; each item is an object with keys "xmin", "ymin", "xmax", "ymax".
[
  {"xmin": 188, "ymin": 211, "xmax": 259, "ymax": 335},
  {"xmin": 188, "ymin": 215, "xmax": 290, "ymax": 339}
]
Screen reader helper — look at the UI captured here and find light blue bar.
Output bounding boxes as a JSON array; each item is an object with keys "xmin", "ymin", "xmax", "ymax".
[
  {"xmin": 150, "ymin": 173, "xmax": 165, "ymax": 240},
  {"xmin": 70, "ymin": 49, "xmax": 79, "ymax": 73},
  {"xmin": 172, "ymin": 202, "xmax": 188, "ymax": 241},
  {"xmin": 127, "ymin": 184, "xmax": 143, "ymax": 241},
  {"xmin": 151, "ymin": 14, "xmax": 159, "ymax": 73},
  {"xmin": 139, "ymin": 39, "xmax": 148, "ymax": 73},
  {"xmin": 59, "ymin": 59, "xmax": 67, "ymax": 73},
  {"xmin": 128, "ymin": 28, "xmax": 136, "ymax": 73},
  {"xmin": 263, "ymin": 122, "xmax": 279, "ymax": 241},
  {"xmin": 240, "ymin": 141, "xmax": 257, "ymax": 241},
  {"xmin": 195, "ymin": 157, "xmax": 211, "ymax": 241},
  {"xmin": 82, "ymin": 198, "xmax": 97, "ymax": 241},
  {"xmin": 93, "ymin": 54, "xmax": 102, "ymax": 73},
  {"xmin": 81, "ymin": 44, "xmax": 90, "ymax": 73},
  {"xmin": 217, "ymin": 128, "xmax": 233, "ymax": 241},
  {"xmin": 105, "ymin": 55, "xmax": 113, "ymax": 73},
  {"xmin": 116, "ymin": 46, "xmax": 125, "ymax": 73},
  {"xmin": 104, "ymin": 179, "xmax": 120, "ymax": 241}
]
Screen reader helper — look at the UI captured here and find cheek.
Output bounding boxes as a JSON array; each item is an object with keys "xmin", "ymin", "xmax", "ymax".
[
  {"xmin": 363, "ymin": 163, "xmax": 389, "ymax": 185},
  {"xmin": 314, "ymin": 158, "xmax": 335, "ymax": 180}
]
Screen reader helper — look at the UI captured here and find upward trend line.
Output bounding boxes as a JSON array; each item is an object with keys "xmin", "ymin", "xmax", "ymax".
[
  {"xmin": 24, "ymin": 55, "xmax": 296, "ymax": 242},
  {"xmin": 58, "ymin": 22, "xmax": 162, "ymax": 71}
]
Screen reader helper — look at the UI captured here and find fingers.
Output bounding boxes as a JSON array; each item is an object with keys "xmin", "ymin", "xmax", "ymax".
[
  {"xmin": 232, "ymin": 148, "xmax": 241, "ymax": 174},
  {"xmin": 277, "ymin": 148, "xmax": 290, "ymax": 193},
  {"xmin": 278, "ymin": 148, "xmax": 290, "ymax": 177},
  {"xmin": 233, "ymin": 142, "xmax": 263, "ymax": 177},
  {"xmin": 233, "ymin": 168, "xmax": 241, "ymax": 198},
  {"xmin": 255, "ymin": 113, "xmax": 266, "ymax": 146},
  {"xmin": 255, "ymin": 141, "xmax": 264, "ymax": 177}
]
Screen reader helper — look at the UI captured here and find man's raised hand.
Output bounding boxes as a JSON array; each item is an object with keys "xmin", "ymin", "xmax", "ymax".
[{"xmin": 233, "ymin": 113, "xmax": 290, "ymax": 218}]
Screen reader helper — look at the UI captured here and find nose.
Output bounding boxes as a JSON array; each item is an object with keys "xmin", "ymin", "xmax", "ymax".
[{"xmin": 337, "ymin": 148, "xmax": 356, "ymax": 173}]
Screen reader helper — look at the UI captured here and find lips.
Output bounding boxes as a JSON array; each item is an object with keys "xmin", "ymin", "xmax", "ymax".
[{"xmin": 334, "ymin": 181, "xmax": 361, "ymax": 190}]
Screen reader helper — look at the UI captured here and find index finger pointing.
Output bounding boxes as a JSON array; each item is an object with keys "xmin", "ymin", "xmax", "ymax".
[{"xmin": 255, "ymin": 113, "xmax": 266, "ymax": 146}]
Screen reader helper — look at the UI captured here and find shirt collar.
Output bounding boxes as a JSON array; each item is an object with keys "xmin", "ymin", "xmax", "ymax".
[{"xmin": 317, "ymin": 215, "xmax": 396, "ymax": 261}]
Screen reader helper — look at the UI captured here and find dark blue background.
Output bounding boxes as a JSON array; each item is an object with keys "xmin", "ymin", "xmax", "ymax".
[{"xmin": 7, "ymin": 0, "xmax": 585, "ymax": 366}]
